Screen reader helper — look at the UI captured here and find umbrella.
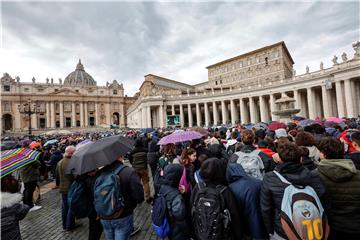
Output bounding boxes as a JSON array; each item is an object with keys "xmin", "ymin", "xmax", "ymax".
[
  {"xmin": 0, "ymin": 141, "xmax": 18, "ymax": 151},
  {"xmin": 1, "ymin": 148, "xmax": 41, "ymax": 178},
  {"xmin": 254, "ymin": 122, "xmax": 268, "ymax": 130},
  {"xmin": 65, "ymin": 135, "xmax": 134, "ymax": 175},
  {"xmin": 299, "ymin": 119, "xmax": 316, "ymax": 127},
  {"xmin": 268, "ymin": 122, "xmax": 287, "ymax": 131},
  {"xmin": 140, "ymin": 128, "xmax": 155, "ymax": 134},
  {"xmin": 190, "ymin": 127, "xmax": 208, "ymax": 136},
  {"xmin": 324, "ymin": 121, "xmax": 338, "ymax": 128},
  {"xmin": 292, "ymin": 116, "xmax": 306, "ymax": 121},
  {"xmin": 326, "ymin": 117, "xmax": 344, "ymax": 124},
  {"xmin": 44, "ymin": 139, "xmax": 58, "ymax": 147},
  {"xmin": 29, "ymin": 141, "xmax": 41, "ymax": 148},
  {"xmin": 158, "ymin": 131, "xmax": 203, "ymax": 145},
  {"xmin": 76, "ymin": 139, "xmax": 92, "ymax": 150},
  {"xmin": 20, "ymin": 139, "xmax": 32, "ymax": 146}
]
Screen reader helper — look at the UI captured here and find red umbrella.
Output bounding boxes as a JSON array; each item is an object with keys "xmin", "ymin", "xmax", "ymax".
[
  {"xmin": 268, "ymin": 122, "xmax": 287, "ymax": 131},
  {"xmin": 29, "ymin": 141, "xmax": 41, "ymax": 148}
]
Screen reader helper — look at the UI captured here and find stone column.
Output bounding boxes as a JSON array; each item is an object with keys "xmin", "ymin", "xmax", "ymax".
[
  {"xmin": 159, "ymin": 105, "xmax": 164, "ymax": 128},
  {"xmin": 188, "ymin": 104, "xmax": 193, "ymax": 127},
  {"xmin": 80, "ymin": 102, "xmax": 84, "ymax": 127},
  {"xmin": 51, "ymin": 102, "xmax": 55, "ymax": 128},
  {"xmin": 212, "ymin": 102, "xmax": 219, "ymax": 125},
  {"xmin": 335, "ymin": 81, "xmax": 345, "ymax": 117},
  {"xmin": 46, "ymin": 102, "xmax": 51, "ymax": 128},
  {"xmin": 204, "ymin": 102, "xmax": 210, "ymax": 127},
  {"xmin": 239, "ymin": 98, "xmax": 246, "ymax": 124},
  {"xmin": 221, "ymin": 100, "xmax": 229, "ymax": 124},
  {"xmin": 230, "ymin": 99, "xmax": 236, "ymax": 124},
  {"xmin": 196, "ymin": 103, "xmax": 201, "ymax": 126},
  {"xmin": 321, "ymin": 86, "xmax": 331, "ymax": 119},
  {"xmin": 171, "ymin": 105, "xmax": 175, "ymax": 115},
  {"xmin": 179, "ymin": 104, "xmax": 184, "ymax": 128},
  {"xmin": 270, "ymin": 94, "xmax": 277, "ymax": 121},
  {"xmin": 71, "ymin": 102, "xmax": 76, "ymax": 127},
  {"xmin": 105, "ymin": 103, "xmax": 111, "ymax": 125},
  {"xmin": 120, "ymin": 103, "xmax": 125, "ymax": 127},
  {"xmin": 249, "ymin": 97, "xmax": 256, "ymax": 123},
  {"xmin": 344, "ymin": 79, "xmax": 354, "ymax": 117},
  {"xmin": 94, "ymin": 102, "xmax": 99, "ymax": 126},
  {"xmin": 146, "ymin": 106, "xmax": 151, "ymax": 128},
  {"xmin": 307, "ymin": 88, "xmax": 316, "ymax": 119},
  {"xmin": 59, "ymin": 102, "xmax": 64, "ymax": 128},
  {"xmin": 14, "ymin": 103, "xmax": 21, "ymax": 130},
  {"xmin": 259, "ymin": 95, "xmax": 267, "ymax": 122},
  {"xmin": 31, "ymin": 113, "xmax": 38, "ymax": 130},
  {"xmin": 84, "ymin": 102, "xmax": 88, "ymax": 127},
  {"xmin": 293, "ymin": 89, "xmax": 303, "ymax": 117}
]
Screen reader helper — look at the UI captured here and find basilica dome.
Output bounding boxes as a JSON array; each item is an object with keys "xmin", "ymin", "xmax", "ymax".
[{"xmin": 64, "ymin": 60, "xmax": 96, "ymax": 86}]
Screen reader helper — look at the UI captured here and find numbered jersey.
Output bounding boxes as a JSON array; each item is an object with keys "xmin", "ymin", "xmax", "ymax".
[{"xmin": 274, "ymin": 171, "xmax": 329, "ymax": 240}]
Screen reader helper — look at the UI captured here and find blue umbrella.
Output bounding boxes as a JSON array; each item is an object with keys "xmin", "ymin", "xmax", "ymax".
[
  {"xmin": 141, "ymin": 128, "xmax": 155, "ymax": 134},
  {"xmin": 44, "ymin": 139, "xmax": 58, "ymax": 147},
  {"xmin": 299, "ymin": 119, "xmax": 316, "ymax": 127}
]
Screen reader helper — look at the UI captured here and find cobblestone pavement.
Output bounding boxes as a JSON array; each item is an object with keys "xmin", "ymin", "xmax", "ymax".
[{"xmin": 20, "ymin": 182, "xmax": 157, "ymax": 240}]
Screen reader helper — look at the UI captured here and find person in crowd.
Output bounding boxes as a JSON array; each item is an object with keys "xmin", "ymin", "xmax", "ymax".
[
  {"xmin": 260, "ymin": 142, "xmax": 327, "ymax": 239},
  {"xmin": 19, "ymin": 154, "xmax": 42, "ymax": 211},
  {"xmin": 147, "ymin": 133, "xmax": 160, "ymax": 178},
  {"xmin": 179, "ymin": 148, "xmax": 197, "ymax": 189},
  {"xmin": 226, "ymin": 131, "xmax": 239, "ymax": 156},
  {"xmin": 255, "ymin": 129, "xmax": 266, "ymax": 146},
  {"xmin": 274, "ymin": 128, "xmax": 292, "ymax": 142},
  {"xmin": 344, "ymin": 131, "xmax": 360, "ymax": 169},
  {"xmin": 129, "ymin": 139, "xmax": 152, "ymax": 203},
  {"xmin": 57, "ymin": 145, "xmax": 77, "ymax": 231},
  {"xmin": 317, "ymin": 137, "xmax": 360, "ymax": 239},
  {"xmin": 295, "ymin": 131, "xmax": 321, "ymax": 165},
  {"xmin": 298, "ymin": 146, "xmax": 317, "ymax": 170},
  {"xmin": 312, "ymin": 123, "xmax": 327, "ymax": 144},
  {"xmin": 257, "ymin": 140, "xmax": 274, "ymax": 157},
  {"xmin": 46, "ymin": 147, "xmax": 63, "ymax": 187},
  {"xmin": 227, "ymin": 163, "xmax": 267, "ymax": 239},
  {"xmin": 1, "ymin": 175, "xmax": 30, "ymax": 240},
  {"xmin": 159, "ymin": 164, "xmax": 192, "ymax": 240},
  {"xmin": 192, "ymin": 157, "xmax": 244, "ymax": 239},
  {"xmin": 99, "ymin": 155, "xmax": 144, "ymax": 240},
  {"xmin": 229, "ymin": 129, "xmax": 274, "ymax": 174}
]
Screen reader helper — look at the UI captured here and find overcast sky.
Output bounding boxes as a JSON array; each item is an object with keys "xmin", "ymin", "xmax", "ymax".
[{"xmin": 1, "ymin": 1, "xmax": 359, "ymax": 96}]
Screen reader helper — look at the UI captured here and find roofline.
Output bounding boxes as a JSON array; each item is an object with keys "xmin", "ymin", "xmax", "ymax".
[
  {"xmin": 206, "ymin": 41, "xmax": 295, "ymax": 69},
  {"xmin": 143, "ymin": 74, "xmax": 193, "ymax": 88}
]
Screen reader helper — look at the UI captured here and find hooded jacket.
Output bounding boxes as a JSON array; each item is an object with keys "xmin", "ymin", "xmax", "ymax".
[
  {"xmin": 260, "ymin": 161, "xmax": 327, "ymax": 238},
  {"xmin": 317, "ymin": 159, "xmax": 360, "ymax": 233},
  {"xmin": 1, "ymin": 192, "xmax": 30, "ymax": 240},
  {"xmin": 226, "ymin": 163, "xmax": 267, "ymax": 239},
  {"xmin": 193, "ymin": 157, "xmax": 244, "ymax": 239},
  {"xmin": 344, "ymin": 151, "xmax": 360, "ymax": 170},
  {"xmin": 159, "ymin": 164, "xmax": 191, "ymax": 240},
  {"xmin": 129, "ymin": 145, "xmax": 148, "ymax": 170}
]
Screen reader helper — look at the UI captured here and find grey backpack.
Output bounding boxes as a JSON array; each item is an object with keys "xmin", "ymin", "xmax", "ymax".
[{"xmin": 235, "ymin": 149, "xmax": 264, "ymax": 180}]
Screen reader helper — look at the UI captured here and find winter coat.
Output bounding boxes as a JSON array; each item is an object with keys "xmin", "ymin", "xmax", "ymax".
[
  {"xmin": 129, "ymin": 146, "xmax": 148, "ymax": 170},
  {"xmin": 56, "ymin": 156, "xmax": 74, "ymax": 194},
  {"xmin": 48, "ymin": 151, "xmax": 63, "ymax": 167},
  {"xmin": 226, "ymin": 163, "xmax": 267, "ymax": 239},
  {"xmin": 1, "ymin": 192, "xmax": 30, "ymax": 240},
  {"xmin": 229, "ymin": 145, "xmax": 275, "ymax": 173},
  {"xmin": 344, "ymin": 151, "xmax": 360, "ymax": 170},
  {"xmin": 317, "ymin": 159, "xmax": 360, "ymax": 234},
  {"xmin": 196, "ymin": 157, "xmax": 244, "ymax": 239},
  {"xmin": 160, "ymin": 164, "xmax": 191, "ymax": 240},
  {"xmin": 260, "ymin": 162, "xmax": 327, "ymax": 238},
  {"xmin": 19, "ymin": 160, "xmax": 41, "ymax": 183}
]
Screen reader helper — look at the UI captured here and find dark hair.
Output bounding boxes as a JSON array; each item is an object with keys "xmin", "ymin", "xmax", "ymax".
[
  {"xmin": 295, "ymin": 131, "xmax": 316, "ymax": 147},
  {"xmin": 298, "ymin": 146, "xmax": 310, "ymax": 157},
  {"xmin": 318, "ymin": 137, "xmax": 344, "ymax": 159},
  {"xmin": 277, "ymin": 142, "xmax": 302, "ymax": 163},
  {"xmin": 1, "ymin": 175, "xmax": 20, "ymax": 193},
  {"xmin": 258, "ymin": 140, "xmax": 269, "ymax": 148},
  {"xmin": 351, "ymin": 131, "xmax": 360, "ymax": 146},
  {"xmin": 163, "ymin": 143, "xmax": 176, "ymax": 156},
  {"xmin": 241, "ymin": 129, "xmax": 255, "ymax": 145},
  {"xmin": 231, "ymin": 131, "xmax": 237, "ymax": 140},
  {"xmin": 180, "ymin": 148, "xmax": 196, "ymax": 165}
]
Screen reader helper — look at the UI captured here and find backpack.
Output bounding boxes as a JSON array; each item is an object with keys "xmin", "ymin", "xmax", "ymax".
[
  {"xmin": 191, "ymin": 182, "xmax": 231, "ymax": 240},
  {"xmin": 68, "ymin": 179, "xmax": 92, "ymax": 219},
  {"xmin": 154, "ymin": 155, "xmax": 175, "ymax": 194},
  {"xmin": 235, "ymin": 150, "xmax": 264, "ymax": 180},
  {"xmin": 227, "ymin": 144, "xmax": 236, "ymax": 156},
  {"xmin": 94, "ymin": 164, "xmax": 126, "ymax": 219},
  {"xmin": 274, "ymin": 171, "xmax": 329, "ymax": 240}
]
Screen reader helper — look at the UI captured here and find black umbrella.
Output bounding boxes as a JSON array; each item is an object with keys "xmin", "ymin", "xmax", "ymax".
[{"xmin": 65, "ymin": 135, "xmax": 134, "ymax": 175}]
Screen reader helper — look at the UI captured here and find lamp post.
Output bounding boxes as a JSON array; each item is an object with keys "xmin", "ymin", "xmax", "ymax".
[{"xmin": 18, "ymin": 99, "xmax": 44, "ymax": 136}]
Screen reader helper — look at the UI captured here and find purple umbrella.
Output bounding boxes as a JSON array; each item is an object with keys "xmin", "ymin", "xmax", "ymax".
[{"xmin": 158, "ymin": 131, "xmax": 203, "ymax": 145}]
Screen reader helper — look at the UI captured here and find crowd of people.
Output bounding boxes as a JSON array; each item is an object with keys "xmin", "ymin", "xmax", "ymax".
[{"xmin": 1, "ymin": 117, "xmax": 360, "ymax": 240}]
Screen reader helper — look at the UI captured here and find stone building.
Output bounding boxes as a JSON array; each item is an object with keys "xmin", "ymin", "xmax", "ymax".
[
  {"xmin": 1, "ymin": 60, "xmax": 135, "ymax": 132},
  {"xmin": 127, "ymin": 41, "xmax": 360, "ymax": 128}
]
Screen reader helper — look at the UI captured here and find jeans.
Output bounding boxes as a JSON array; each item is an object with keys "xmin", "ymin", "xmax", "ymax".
[
  {"xmin": 23, "ymin": 181, "xmax": 37, "ymax": 208},
  {"xmin": 61, "ymin": 193, "xmax": 75, "ymax": 230},
  {"xmin": 100, "ymin": 214, "xmax": 133, "ymax": 240}
]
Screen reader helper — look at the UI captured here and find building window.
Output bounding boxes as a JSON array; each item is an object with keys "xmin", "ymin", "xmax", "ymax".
[
  {"xmin": 3, "ymin": 85, "xmax": 10, "ymax": 92},
  {"xmin": 55, "ymin": 89, "xmax": 59, "ymax": 92},
  {"xmin": 215, "ymin": 81, "xmax": 218, "ymax": 85},
  {"xmin": 100, "ymin": 91, "xmax": 104, "ymax": 94},
  {"xmin": 38, "ymin": 89, "xmax": 44, "ymax": 92},
  {"xmin": 113, "ymin": 90, "xmax": 117, "ymax": 95},
  {"xmin": 75, "ymin": 90, "xmax": 79, "ymax": 92},
  {"xmin": 265, "ymin": 57, "xmax": 268, "ymax": 65},
  {"xmin": 24, "ymin": 88, "xmax": 29, "ymax": 92}
]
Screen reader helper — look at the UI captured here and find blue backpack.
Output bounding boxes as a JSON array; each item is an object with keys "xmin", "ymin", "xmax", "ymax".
[
  {"xmin": 94, "ymin": 164, "xmax": 126, "ymax": 218},
  {"xmin": 152, "ymin": 194, "xmax": 171, "ymax": 239},
  {"xmin": 68, "ymin": 179, "xmax": 91, "ymax": 219}
]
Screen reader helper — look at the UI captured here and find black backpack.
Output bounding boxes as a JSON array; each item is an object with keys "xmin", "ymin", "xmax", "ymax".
[{"xmin": 191, "ymin": 182, "xmax": 232, "ymax": 240}]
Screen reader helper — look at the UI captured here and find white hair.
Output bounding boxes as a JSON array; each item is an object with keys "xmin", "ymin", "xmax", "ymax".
[{"xmin": 64, "ymin": 145, "xmax": 76, "ymax": 157}]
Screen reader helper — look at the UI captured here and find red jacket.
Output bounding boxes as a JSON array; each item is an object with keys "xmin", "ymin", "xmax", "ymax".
[{"xmin": 258, "ymin": 148, "xmax": 274, "ymax": 157}]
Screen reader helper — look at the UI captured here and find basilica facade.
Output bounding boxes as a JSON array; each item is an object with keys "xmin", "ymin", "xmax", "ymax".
[
  {"xmin": 0, "ymin": 60, "xmax": 135, "ymax": 132},
  {"xmin": 127, "ymin": 41, "xmax": 360, "ymax": 128}
]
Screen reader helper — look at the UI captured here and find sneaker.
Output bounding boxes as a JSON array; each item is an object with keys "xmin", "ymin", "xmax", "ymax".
[
  {"xmin": 29, "ymin": 205, "xmax": 42, "ymax": 212},
  {"xmin": 130, "ymin": 226, "xmax": 141, "ymax": 237},
  {"xmin": 65, "ymin": 224, "xmax": 81, "ymax": 232}
]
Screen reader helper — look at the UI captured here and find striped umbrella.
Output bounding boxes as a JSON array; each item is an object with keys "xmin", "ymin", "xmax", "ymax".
[{"xmin": 1, "ymin": 148, "xmax": 41, "ymax": 178}]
